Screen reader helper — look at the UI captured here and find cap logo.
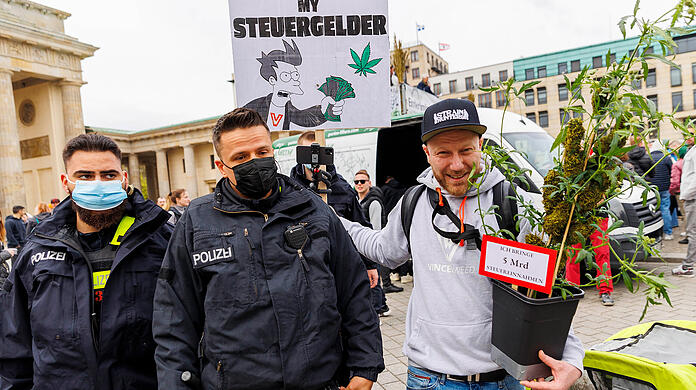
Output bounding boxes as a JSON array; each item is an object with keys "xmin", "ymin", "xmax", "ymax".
[{"xmin": 433, "ymin": 109, "xmax": 469, "ymax": 125}]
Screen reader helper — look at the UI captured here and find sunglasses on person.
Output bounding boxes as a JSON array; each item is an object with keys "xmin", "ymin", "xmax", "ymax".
[{"xmin": 354, "ymin": 180, "xmax": 368, "ymax": 185}]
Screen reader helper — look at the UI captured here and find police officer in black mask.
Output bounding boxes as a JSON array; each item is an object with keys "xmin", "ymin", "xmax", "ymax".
[{"xmin": 152, "ymin": 108, "xmax": 384, "ymax": 390}]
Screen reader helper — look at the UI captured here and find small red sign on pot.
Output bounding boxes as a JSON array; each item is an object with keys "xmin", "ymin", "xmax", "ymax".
[{"xmin": 479, "ymin": 235, "xmax": 557, "ymax": 294}]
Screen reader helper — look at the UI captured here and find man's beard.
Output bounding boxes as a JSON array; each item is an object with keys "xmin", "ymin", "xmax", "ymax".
[
  {"xmin": 432, "ymin": 169, "xmax": 471, "ymax": 197},
  {"xmin": 71, "ymin": 199, "xmax": 127, "ymax": 230}
]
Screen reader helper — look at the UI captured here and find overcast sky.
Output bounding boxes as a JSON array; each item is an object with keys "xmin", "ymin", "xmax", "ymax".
[{"xmin": 39, "ymin": 0, "xmax": 670, "ymax": 131}]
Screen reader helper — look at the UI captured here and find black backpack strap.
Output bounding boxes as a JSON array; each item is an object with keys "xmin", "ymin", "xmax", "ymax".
[
  {"xmin": 400, "ymin": 184, "xmax": 427, "ymax": 251},
  {"xmin": 492, "ymin": 180, "xmax": 519, "ymax": 240}
]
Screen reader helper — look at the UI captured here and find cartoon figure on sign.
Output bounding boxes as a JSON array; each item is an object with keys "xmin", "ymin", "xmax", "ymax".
[{"xmin": 244, "ymin": 39, "xmax": 344, "ymax": 130}]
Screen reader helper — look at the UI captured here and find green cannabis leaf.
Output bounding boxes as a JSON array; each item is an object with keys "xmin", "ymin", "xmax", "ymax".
[{"xmin": 348, "ymin": 42, "xmax": 382, "ymax": 77}]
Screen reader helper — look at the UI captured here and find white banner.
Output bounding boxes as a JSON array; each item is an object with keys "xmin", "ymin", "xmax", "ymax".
[
  {"xmin": 402, "ymin": 83, "xmax": 440, "ymax": 115},
  {"xmin": 229, "ymin": 0, "xmax": 391, "ymax": 131}
]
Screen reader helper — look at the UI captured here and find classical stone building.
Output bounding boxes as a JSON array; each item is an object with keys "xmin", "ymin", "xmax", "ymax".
[
  {"xmin": 89, "ymin": 117, "xmax": 224, "ymax": 201},
  {"xmin": 0, "ymin": 1, "xmax": 96, "ymax": 215}
]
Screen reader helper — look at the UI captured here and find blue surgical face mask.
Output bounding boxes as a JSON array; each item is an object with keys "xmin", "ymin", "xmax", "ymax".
[{"xmin": 66, "ymin": 177, "xmax": 127, "ymax": 211}]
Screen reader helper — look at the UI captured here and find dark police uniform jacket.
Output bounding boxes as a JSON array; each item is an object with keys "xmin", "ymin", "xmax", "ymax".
[
  {"xmin": 0, "ymin": 188, "xmax": 172, "ymax": 389},
  {"xmin": 152, "ymin": 176, "xmax": 383, "ymax": 390}
]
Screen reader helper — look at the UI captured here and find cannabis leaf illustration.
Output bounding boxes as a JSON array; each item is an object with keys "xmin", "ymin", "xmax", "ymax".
[{"xmin": 348, "ymin": 43, "xmax": 382, "ymax": 77}]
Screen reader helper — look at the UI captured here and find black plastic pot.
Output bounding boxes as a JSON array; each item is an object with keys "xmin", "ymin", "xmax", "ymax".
[{"xmin": 490, "ymin": 279, "xmax": 584, "ymax": 380}]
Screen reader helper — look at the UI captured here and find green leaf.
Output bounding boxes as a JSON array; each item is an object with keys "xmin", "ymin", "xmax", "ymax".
[
  {"xmin": 348, "ymin": 63, "xmax": 360, "ymax": 70},
  {"xmin": 518, "ymin": 80, "xmax": 542, "ymax": 94},
  {"xmin": 643, "ymin": 53, "xmax": 679, "ymax": 68},
  {"xmin": 350, "ymin": 49, "xmax": 361, "ymax": 67},
  {"xmin": 361, "ymin": 42, "xmax": 371, "ymax": 67},
  {"xmin": 619, "ymin": 18, "xmax": 627, "ymax": 39},
  {"xmin": 621, "ymin": 270, "xmax": 635, "ymax": 293},
  {"xmin": 633, "ymin": 0, "xmax": 640, "ymax": 17},
  {"xmin": 365, "ymin": 68, "xmax": 376, "ymax": 74},
  {"xmin": 365, "ymin": 58, "xmax": 382, "ymax": 69},
  {"xmin": 551, "ymin": 126, "xmax": 567, "ymax": 151}
]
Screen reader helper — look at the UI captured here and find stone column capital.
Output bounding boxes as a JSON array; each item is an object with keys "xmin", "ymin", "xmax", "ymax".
[
  {"xmin": 0, "ymin": 67, "xmax": 19, "ymax": 76},
  {"xmin": 58, "ymin": 79, "xmax": 86, "ymax": 87}
]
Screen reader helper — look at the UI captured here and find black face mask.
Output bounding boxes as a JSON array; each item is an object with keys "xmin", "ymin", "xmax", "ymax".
[{"xmin": 226, "ymin": 157, "xmax": 278, "ymax": 199}]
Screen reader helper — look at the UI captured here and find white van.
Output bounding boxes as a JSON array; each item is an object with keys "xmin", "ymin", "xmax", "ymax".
[{"xmin": 273, "ymin": 108, "xmax": 664, "ymax": 267}]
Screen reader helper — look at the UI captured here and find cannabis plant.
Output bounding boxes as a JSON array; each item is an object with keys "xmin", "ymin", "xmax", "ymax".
[{"xmin": 477, "ymin": 0, "xmax": 696, "ymax": 319}]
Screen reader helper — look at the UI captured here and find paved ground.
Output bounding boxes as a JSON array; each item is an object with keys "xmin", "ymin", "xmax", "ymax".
[{"xmin": 374, "ymin": 223, "xmax": 695, "ymax": 389}]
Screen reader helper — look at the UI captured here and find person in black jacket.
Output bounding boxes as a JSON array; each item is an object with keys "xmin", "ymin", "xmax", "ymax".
[
  {"xmin": 290, "ymin": 131, "xmax": 381, "ymax": 290},
  {"xmin": 5, "ymin": 205, "xmax": 26, "ymax": 249},
  {"xmin": 354, "ymin": 170, "xmax": 403, "ymax": 296},
  {"xmin": 0, "ymin": 134, "xmax": 172, "ymax": 389},
  {"xmin": 649, "ymin": 145, "xmax": 674, "ymax": 240},
  {"xmin": 626, "ymin": 141, "xmax": 654, "ymax": 177},
  {"xmin": 152, "ymin": 108, "xmax": 383, "ymax": 390}
]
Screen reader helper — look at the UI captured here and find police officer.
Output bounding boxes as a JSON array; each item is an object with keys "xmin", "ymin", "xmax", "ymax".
[
  {"xmin": 152, "ymin": 108, "xmax": 383, "ymax": 390},
  {"xmin": 0, "ymin": 134, "xmax": 173, "ymax": 388}
]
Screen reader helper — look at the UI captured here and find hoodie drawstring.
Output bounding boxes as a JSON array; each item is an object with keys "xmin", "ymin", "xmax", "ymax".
[{"xmin": 457, "ymin": 196, "xmax": 468, "ymax": 246}]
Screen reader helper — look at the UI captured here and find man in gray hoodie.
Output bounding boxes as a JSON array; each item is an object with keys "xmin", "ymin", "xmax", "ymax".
[{"xmin": 340, "ymin": 99, "xmax": 583, "ymax": 390}]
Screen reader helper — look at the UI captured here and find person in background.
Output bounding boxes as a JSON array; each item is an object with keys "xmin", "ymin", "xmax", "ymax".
[
  {"xmin": 353, "ymin": 169, "xmax": 392, "ymax": 317},
  {"xmin": 290, "ymin": 131, "xmax": 381, "ymax": 291},
  {"xmin": 648, "ymin": 142, "xmax": 674, "ymax": 240},
  {"xmin": 416, "ymin": 76, "xmax": 434, "ymax": 95},
  {"xmin": 380, "ymin": 177, "xmax": 414, "ymax": 284},
  {"xmin": 49, "ymin": 198, "xmax": 60, "ymax": 212},
  {"xmin": 626, "ymin": 138, "xmax": 654, "ymax": 177},
  {"xmin": 5, "ymin": 205, "xmax": 26, "ymax": 249},
  {"xmin": 167, "ymin": 188, "xmax": 190, "ymax": 224},
  {"xmin": 25, "ymin": 202, "xmax": 51, "ymax": 235},
  {"xmin": 156, "ymin": 197, "xmax": 168, "ymax": 210},
  {"xmin": 565, "ymin": 218, "xmax": 615, "ymax": 306},
  {"xmin": 671, "ymin": 146, "xmax": 688, "ymax": 243},
  {"xmin": 354, "ymin": 170, "xmax": 403, "ymax": 296},
  {"xmin": 390, "ymin": 65, "xmax": 399, "ymax": 87},
  {"xmin": 674, "ymin": 138, "xmax": 696, "ymax": 276},
  {"xmin": 0, "ymin": 211, "xmax": 17, "ymax": 286}
]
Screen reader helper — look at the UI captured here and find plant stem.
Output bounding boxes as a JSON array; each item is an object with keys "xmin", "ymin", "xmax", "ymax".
[{"xmin": 549, "ymin": 130, "xmax": 598, "ymax": 297}]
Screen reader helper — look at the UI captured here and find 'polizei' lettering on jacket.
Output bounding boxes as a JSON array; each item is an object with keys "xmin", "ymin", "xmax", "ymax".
[
  {"xmin": 433, "ymin": 109, "xmax": 469, "ymax": 125},
  {"xmin": 192, "ymin": 247, "xmax": 233, "ymax": 268},
  {"xmin": 31, "ymin": 250, "xmax": 67, "ymax": 265}
]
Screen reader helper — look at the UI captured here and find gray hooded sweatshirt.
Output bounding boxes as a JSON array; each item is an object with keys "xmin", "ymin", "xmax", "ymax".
[{"xmin": 341, "ymin": 165, "xmax": 584, "ymax": 376}]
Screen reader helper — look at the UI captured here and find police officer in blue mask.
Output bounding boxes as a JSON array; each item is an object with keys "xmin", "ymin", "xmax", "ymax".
[{"xmin": 0, "ymin": 133, "xmax": 173, "ymax": 389}]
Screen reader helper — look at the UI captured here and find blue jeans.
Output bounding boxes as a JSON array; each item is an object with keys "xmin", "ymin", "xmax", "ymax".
[
  {"xmin": 660, "ymin": 191, "xmax": 673, "ymax": 235},
  {"xmin": 407, "ymin": 366, "xmax": 523, "ymax": 390}
]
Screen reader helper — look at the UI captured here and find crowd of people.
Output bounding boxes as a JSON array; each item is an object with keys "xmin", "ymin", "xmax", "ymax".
[
  {"xmin": 2, "ymin": 98, "xmax": 692, "ymax": 389},
  {"xmin": 624, "ymin": 135, "xmax": 696, "ymax": 277}
]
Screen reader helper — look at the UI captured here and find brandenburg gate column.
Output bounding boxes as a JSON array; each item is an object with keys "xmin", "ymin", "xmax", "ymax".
[
  {"xmin": 128, "ymin": 153, "xmax": 141, "ymax": 190},
  {"xmin": 59, "ymin": 80, "xmax": 86, "ymax": 140},
  {"xmin": 0, "ymin": 68, "xmax": 26, "ymax": 215}
]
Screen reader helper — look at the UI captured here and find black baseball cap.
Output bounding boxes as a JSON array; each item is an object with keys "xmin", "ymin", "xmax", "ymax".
[{"xmin": 421, "ymin": 99, "xmax": 487, "ymax": 143}]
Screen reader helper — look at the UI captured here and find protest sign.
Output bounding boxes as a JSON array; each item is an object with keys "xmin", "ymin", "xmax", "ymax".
[
  {"xmin": 228, "ymin": 0, "xmax": 390, "ymax": 131},
  {"xmin": 479, "ymin": 235, "xmax": 557, "ymax": 294}
]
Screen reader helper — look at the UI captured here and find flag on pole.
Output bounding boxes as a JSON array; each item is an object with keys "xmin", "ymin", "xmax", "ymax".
[
  {"xmin": 416, "ymin": 23, "xmax": 425, "ymax": 31},
  {"xmin": 439, "ymin": 42, "xmax": 451, "ymax": 51}
]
